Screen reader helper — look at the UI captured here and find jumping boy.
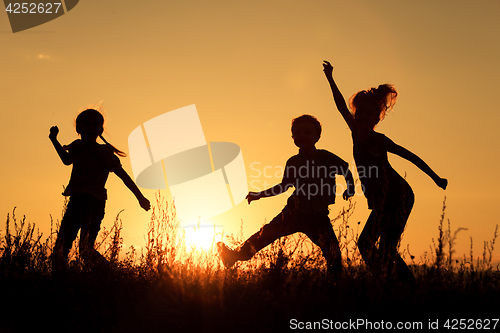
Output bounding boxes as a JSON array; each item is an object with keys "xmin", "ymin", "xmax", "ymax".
[{"xmin": 217, "ymin": 114, "xmax": 354, "ymax": 275}]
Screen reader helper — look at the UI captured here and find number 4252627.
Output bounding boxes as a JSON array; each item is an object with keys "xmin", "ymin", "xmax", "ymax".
[
  {"xmin": 5, "ymin": 3, "xmax": 62, "ymax": 14},
  {"xmin": 444, "ymin": 319, "xmax": 499, "ymax": 330}
]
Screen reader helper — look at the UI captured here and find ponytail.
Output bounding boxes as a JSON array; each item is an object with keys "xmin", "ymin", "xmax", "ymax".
[{"xmin": 99, "ymin": 134, "xmax": 127, "ymax": 157}]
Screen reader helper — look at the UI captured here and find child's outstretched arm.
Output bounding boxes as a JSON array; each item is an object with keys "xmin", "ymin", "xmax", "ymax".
[
  {"xmin": 246, "ymin": 183, "xmax": 293, "ymax": 204},
  {"xmin": 49, "ymin": 126, "xmax": 72, "ymax": 165},
  {"xmin": 114, "ymin": 167, "xmax": 151, "ymax": 210},
  {"xmin": 323, "ymin": 61, "xmax": 355, "ymax": 131},
  {"xmin": 387, "ymin": 140, "xmax": 447, "ymax": 190}
]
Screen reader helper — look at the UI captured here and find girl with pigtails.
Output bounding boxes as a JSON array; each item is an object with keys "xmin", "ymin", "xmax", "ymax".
[
  {"xmin": 323, "ymin": 61, "xmax": 447, "ymax": 284},
  {"xmin": 49, "ymin": 108, "xmax": 150, "ymax": 271}
]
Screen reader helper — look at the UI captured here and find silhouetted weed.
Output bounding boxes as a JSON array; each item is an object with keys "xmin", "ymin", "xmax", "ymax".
[{"xmin": 0, "ymin": 195, "xmax": 498, "ymax": 332}]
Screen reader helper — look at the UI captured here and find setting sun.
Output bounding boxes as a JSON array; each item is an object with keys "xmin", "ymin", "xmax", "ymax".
[
  {"xmin": 181, "ymin": 225, "xmax": 222, "ymax": 252},
  {"xmin": 1, "ymin": 1, "xmax": 499, "ymax": 330}
]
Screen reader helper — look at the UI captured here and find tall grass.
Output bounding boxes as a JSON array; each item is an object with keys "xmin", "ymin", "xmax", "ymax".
[{"xmin": 0, "ymin": 194, "xmax": 498, "ymax": 332}]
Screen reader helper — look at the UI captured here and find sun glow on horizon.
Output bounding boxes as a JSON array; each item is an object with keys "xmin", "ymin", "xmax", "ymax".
[{"xmin": 181, "ymin": 225, "xmax": 223, "ymax": 252}]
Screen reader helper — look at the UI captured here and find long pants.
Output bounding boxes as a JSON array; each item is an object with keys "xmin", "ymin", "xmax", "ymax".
[
  {"xmin": 237, "ymin": 202, "xmax": 342, "ymax": 273},
  {"xmin": 52, "ymin": 193, "xmax": 106, "ymax": 269},
  {"xmin": 358, "ymin": 187, "xmax": 415, "ymax": 282}
]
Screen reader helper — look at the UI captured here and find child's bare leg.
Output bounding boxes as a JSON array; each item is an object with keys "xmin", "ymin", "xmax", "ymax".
[
  {"xmin": 358, "ymin": 209, "xmax": 385, "ymax": 273},
  {"xmin": 380, "ymin": 193, "xmax": 415, "ymax": 284},
  {"xmin": 78, "ymin": 195, "xmax": 106, "ymax": 266},
  {"xmin": 52, "ymin": 197, "xmax": 82, "ymax": 270}
]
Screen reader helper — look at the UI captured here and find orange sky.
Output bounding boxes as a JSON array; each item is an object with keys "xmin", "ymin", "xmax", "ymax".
[{"xmin": 1, "ymin": 1, "xmax": 499, "ymax": 264}]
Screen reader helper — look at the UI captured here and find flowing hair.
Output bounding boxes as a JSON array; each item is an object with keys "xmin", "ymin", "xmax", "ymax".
[
  {"xmin": 349, "ymin": 84, "xmax": 398, "ymax": 125},
  {"xmin": 99, "ymin": 133, "xmax": 127, "ymax": 157}
]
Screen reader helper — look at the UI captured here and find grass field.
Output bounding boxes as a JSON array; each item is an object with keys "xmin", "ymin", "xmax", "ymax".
[{"xmin": 1, "ymin": 194, "xmax": 499, "ymax": 332}]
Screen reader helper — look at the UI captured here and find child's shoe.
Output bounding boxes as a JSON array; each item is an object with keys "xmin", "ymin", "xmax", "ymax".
[{"xmin": 217, "ymin": 242, "xmax": 238, "ymax": 268}]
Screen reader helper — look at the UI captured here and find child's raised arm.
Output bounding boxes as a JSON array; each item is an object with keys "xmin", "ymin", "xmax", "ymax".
[
  {"xmin": 49, "ymin": 126, "xmax": 72, "ymax": 165},
  {"xmin": 387, "ymin": 139, "xmax": 447, "ymax": 190},
  {"xmin": 323, "ymin": 61, "xmax": 355, "ymax": 131},
  {"xmin": 114, "ymin": 167, "xmax": 151, "ymax": 211}
]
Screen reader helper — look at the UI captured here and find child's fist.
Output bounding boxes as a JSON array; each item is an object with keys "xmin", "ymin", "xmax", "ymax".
[
  {"xmin": 436, "ymin": 178, "xmax": 448, "ymax": 190},
  {"xmin": 49, "ymin": 126, "xmax": 59, "ymax": 140}
]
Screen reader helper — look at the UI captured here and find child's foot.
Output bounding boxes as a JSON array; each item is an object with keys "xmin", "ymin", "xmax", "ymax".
[{"xmin": 217, "ymin": 242, "xmax": 238, "ymax": 268}]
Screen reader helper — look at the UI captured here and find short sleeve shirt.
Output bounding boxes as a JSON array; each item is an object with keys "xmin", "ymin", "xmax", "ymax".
[
  {"xmin": 63, "ymin": 140, "xmax": 122, "ymax": 201},
  {"xmin": 282, "ymin": 149, "xmax": 349, "ymax": 214}
]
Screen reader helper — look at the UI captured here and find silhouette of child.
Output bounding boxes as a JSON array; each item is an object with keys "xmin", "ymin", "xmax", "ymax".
[
  {"xmin": 217, "ymin": 115, "xmax": 355, "ymax": 275},
  {"xmin": 323, "ymin": 60, "xmax": 447, "ymax": 283},
  {"xmin": 49, "ymin": 109, "xmax": 150, "ymax": 270}
]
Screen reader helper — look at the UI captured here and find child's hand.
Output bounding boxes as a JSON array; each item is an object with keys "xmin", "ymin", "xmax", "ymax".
[
  {"xmin": 49, "ymin": 126, "xmax": 59, "ymax": 140},
  {"xmin": 323, "ymin": 60, "xmax": 333, "ymax": 78},
  {"xmin": 246, "ymin": 192, "xmax": 261, "ymax": 204},
  {"xmin": 342, "ymin": 189, "xmax": 354, "ymax": 201},
  {"xmin": 139, "ymin": 196, "xmax": 151, "ymax": 211},
  {"xmin": 436, "ymin": 178, "xmax": 448, "ymax": 190}
]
